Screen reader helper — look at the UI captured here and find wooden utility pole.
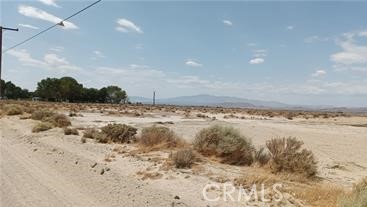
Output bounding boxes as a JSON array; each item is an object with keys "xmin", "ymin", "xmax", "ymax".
[
  {"xmin": 153, "ymin": 90, "xmax": 156, "ymax": 105},
  {"xmin": 0, "ymin": 26, "xmax": 19, "ymax": 98}
]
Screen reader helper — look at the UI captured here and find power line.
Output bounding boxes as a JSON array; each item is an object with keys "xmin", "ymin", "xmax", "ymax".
[{"xmin": 2, "ymin": 0, "xmax": 102, "ymax": 54}]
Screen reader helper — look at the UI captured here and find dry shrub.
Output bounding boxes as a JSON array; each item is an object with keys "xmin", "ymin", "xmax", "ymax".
[
  {"xmin": 139, "ymin": 125, "xmax": 185, "ymax": 150},
  {"xmin": 5, "ymin": 104, "xmax": 23, "ymax": 115},
  {"xmin": 255, "ymin": 146, "xmax": 271, "ymax": 166},
  {"xmin": 63, "ymin": 127, "xmax": 79, "ymax": 135},
  {"xmin": 234, "ymin": 173, "xmax": 280, "ymax": 188},
  {"xmin": 31, "ymin": 110, "xmax": 55, "ymax": 120},
  {"xmin": 338, "ymin": 177, "xmax": 367, "ymax": 207},
  {"xmin": 83, "ymin": 128, "xmax": 99, "ymax": 138},
  {"xmin": 266, "ymin": 137, "xmax": 317, "ymax": 178},
  {"xmin": 32, "ymin": 122, "xmax": 53, "ymax": 133},
  {"xmin": 171, "ymin": 148, "xmax": 196, "ymax": 168},
  {"xmin": 193, "ymin": 125, "xmax": 255, "ymax": 165},
  {"xmin": 48, "ymin": 114, "xmax": 71, "ymax": 127},
  {"xmin": 100, "ymin": 123, "xmax": 137, "ymax": 143},
  {"xmin": 291, "ymin": 184, "xmax": 344, "ymax": 207}
]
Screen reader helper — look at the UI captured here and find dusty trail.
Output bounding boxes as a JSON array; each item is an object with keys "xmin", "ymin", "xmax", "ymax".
[{"xmin": 0, "ymin": 118, "xmax": 189, "ymax": 207}]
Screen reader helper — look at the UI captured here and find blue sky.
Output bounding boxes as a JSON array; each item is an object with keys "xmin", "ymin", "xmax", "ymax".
[{"xmin": 1, "ymin": 0, "xmax": 367, "ymax": 107}]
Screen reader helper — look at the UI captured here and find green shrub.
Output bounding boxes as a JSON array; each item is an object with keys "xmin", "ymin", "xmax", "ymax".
[
  {"xmin": 32, "ymin": 122, "xmax": 53, "ymax": 133},
  {"xmin": 171, "ymin": 148, "xmax": 196, "ymax": 168},
  {"xmin": 193, "ymin": 125, "xmax": 255, "ymax": 165},
  {"xmin": 266, "ymin": 137, "xmax": 317, "ymax": 177},
  {"xmin": 139, "ymin": 125, "xmax": 185, "ymax": 150},
  {"xmin": 101, "ymin": 123, "xmax": 137, "ymax": 143},
  {"xmin": 64, "ymin": 127, "xmax": 79, "ymax": 135}
]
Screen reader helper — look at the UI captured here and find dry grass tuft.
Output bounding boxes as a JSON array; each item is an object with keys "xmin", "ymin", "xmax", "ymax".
[
  {"xmin": 139, "ymin": 125, "xmax": 186, "ymax": 151},
  {"xmin": 266, "ymin": 137, "xmax": 317, "ymax": 178},
  {"xmin": 48, "ymin": 114, "xmax": 71, "ymax": 127},
  {"xmin": 254, "ymin": 146, "xmax": 271, "ymax": 166},
  {"xmin": 31, "ymin": 110, "xmax": 55, "ymax": 120},
  {"xmin": 83, "ymin": 128, "xmax": 99, "ymax": 138},
  {"xmin": 32, "ymin": 122, "xmax": 53, "ymax": 133},
  {"xmin": 100, "ymin": 123, "xmax": 137, "ymax": 143},
  {"xmin": 5, "ymin": 104, "xmax": 23, "ymax": 115},
  {"xmin": 291, "ymin": 184, "xmax": 344, "ymax": 207},
  {"xmin": 193, "ymin": 125, "xmax": 255, "ymax": 165},
  {"xmin": 171, "ymin": 148, "xmax": 196, "ymax": 168},
  {"xmin": 63, "ymin": 127, "xmax": 79, "ymax": 135},
  {"xmin": 338, "ymin": 177, "xmax": 367, "ymax": 207}
]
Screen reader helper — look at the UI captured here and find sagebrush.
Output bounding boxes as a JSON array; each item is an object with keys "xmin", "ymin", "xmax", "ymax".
[
  {"xmin": 266, "ymin": 137, "xmax": 317, "ymax": 177},
  {"xmin": 193, "ymin": 125, "xmax": 255, "ymax": 165}
]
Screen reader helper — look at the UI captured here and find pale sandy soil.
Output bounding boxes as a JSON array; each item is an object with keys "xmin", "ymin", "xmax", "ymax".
[{"xmin": 1, "ymin": 109, "xmax": 366, "ymax": 207}]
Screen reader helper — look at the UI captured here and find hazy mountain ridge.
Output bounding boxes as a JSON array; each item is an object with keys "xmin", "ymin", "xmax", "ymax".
[{"xmin": 129, "ymin": 94, "xmax": 289, "ymax": 108}]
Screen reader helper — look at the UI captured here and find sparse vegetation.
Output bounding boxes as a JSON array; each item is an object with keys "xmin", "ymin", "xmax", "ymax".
[
  {"xmin": 5, "ymin": 104, "xmax": 23, "ymax": 115},
  {"xmin": 139, "ymin": 125, "xmax": 185, "ymax": 151},
  {"xmin": 31, "ymin": 110, "xmax": 55, "ymax": 120},
  {"xmin": 338, "ymin": 177, "xmax": 367, "ymax": 207},
  {"xmin": 171, "ymin": 148, "xmax": 196, "ymax": 168},
  {"xmin": 48, "ymin": 114, "xmax": 72, "ymax": 127},
  {"xmin": 100, "ymin": 123, "xmax": 137, "ymax": 143},
  {"xmin": 63, "ymin": 127, "xmax": 79, "ymax": 135},
  {"xmin": 83, "ymin": 128, "xmax": 100, "ymax": 138},
  {"xmin": 193, "ymin": 125, "xmax": 255, "ymax": 165},
  {"xmin": 32, "ymin": 122, "xmax": 53, "ymax": 133},
  {"xmin": 266, "ymin": 137, "xmax": 317, "ymax": 177},
  {"xmin": 254, "ymin": 146, "xmax": 271, "ymax": 166}
]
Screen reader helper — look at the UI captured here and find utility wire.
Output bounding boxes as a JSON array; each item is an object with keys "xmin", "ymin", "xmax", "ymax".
[{"xmin": 2, "ymin": 0, "xmax": 102, "ymax": 54}]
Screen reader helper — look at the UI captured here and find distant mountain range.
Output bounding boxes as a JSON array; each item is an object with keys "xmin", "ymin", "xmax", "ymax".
[
  {"xmin": 129, "ymin": 94, "xmax": 367, "ymax": 113},
  {"xmin": 130, "ymin": 94, "xmax": 290, "ymax": 108}
]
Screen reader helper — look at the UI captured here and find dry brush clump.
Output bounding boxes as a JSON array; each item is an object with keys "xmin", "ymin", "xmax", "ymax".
[
  {"xmin": 46, "ymin": 114, "xmax": 71, "ymax": 127},
  {"xmin": 138, "ymin": 125, "xmax": 186, "ymax": 151},
  {"xmin": 32, "ymin": 122, "xmax": 53, "ymax": 133},
  {"xmin": 171, "ymin": 148, "xmax": 197, "ymax": 168},
  {"xmin": 4, "ymin": 104, "xmax": 23, "ymax": 115},
  {"xmin": 193, "ymin": 125, "xmax": 255, "ymax": 165},
  {"xmin": 254, "ymin": 146, "xmax": 271, "ymax": 166},
  {"xmin": 338, "ymin": 177, "xmax": 367, "ymax": 207},
  {"xmin": 100, "ymin": 123, "xmax": 137, "ymax": 143},
  {"xmin": 31, "ymin": 110, "xmax": 55, "ymax": 120},
  {"xmin": 63, "ymin": 127, "xmax": 79, "ymax": 135},
  {"xmin": 266, "ymin": 137, "xmax": 317, "ymax": 178}
]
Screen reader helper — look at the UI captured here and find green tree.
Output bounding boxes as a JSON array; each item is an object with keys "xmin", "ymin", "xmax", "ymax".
[
  {"xmin": 59, "ymin": 77, "xmax": 83, "ymax": 102},
  {"xmin": 35, "ymin": 78, "xmax": 61, "ymax": 101},
  {"xmin": 106, "ymin": 86, "xmax": 127, "ymax": 104}
]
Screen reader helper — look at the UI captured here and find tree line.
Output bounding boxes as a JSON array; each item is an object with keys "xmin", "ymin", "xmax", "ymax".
[{"xmin": 1, "ymin": 77, "xmax": 128, "ymax": 104}]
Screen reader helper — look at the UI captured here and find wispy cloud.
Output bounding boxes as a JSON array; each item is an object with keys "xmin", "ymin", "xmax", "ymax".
[
  {"xmin": 185, "ymin": 59, "xmax": 203, "ymax": 67},
  {"xmin": 7, "ymin": 49, "xmax": 80, "ymax": 72},
  {"xmin": 286, "ymin": 25, "xmax": 294, "ymax": 30},
  {"xmin": 49, "ymin": 46, "xmax": 64, "ymax": 52},
  {"xmin": 304, "ymin": 35, "xmax": 330, "ymax": 43},
  {"xmin": 311, "ymin": 69, "xmax": 327, "ymax": 77},
  {"xmin": 116, "ymin": 18, "xmax": 143, "ymax": 34},
  {"xmin": 249, "ymin": 49, "xmax": 267, "ymax": 64},
  {"xmin": 18, "ymin": 23, "xmax": 39, "ymax": 30},
  {"xmin": 38, "ymin": 0, "xmax": 60, "ymax": 8},
  {"xmin": 18, "ymin": 5, "xmax": 77, "ymax": 30},
  {"xmin": 330, "ymin": 30, "xmax": 367, "ymax": 65},
  {"xmin": 93, "ymin": 50, "xmax": 105, "ymax": 58},
  {"xmin": 222, "ymin": 20, "xmax": 233, "ymax": 26},
  {"xmin": 249, "ymin": 58, "xmax": 265, "ymax": 64}
]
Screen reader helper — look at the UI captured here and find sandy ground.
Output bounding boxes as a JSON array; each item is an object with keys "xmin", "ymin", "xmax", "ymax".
[{"xmin": 1, "ymin": 110, "xmax": 367, "ymax": 206}]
